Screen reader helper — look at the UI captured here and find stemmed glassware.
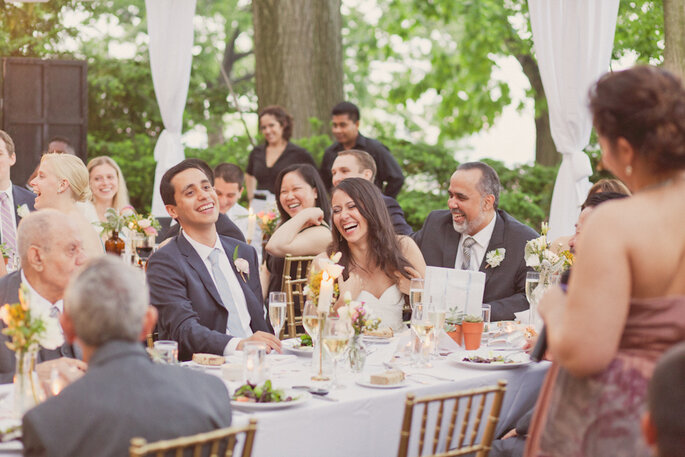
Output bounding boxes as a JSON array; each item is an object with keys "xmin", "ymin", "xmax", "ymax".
[
  {"xmin": 322, "ymin": 317, "xmax": 352, "ymax": 389},
  {"xmin": 409, "ymin": 278, "xmax": 424, "ymax": 310},
  {"xmin": 410, "ymin": 303, "xmax": 433, "ymax": 367},
  {"xmin": 268, "ymin": 292, "xmax": 286, "ymax": 339},
  {"xmin": 426, "ymin": 299, "xmax": 446, "ymax": 358},
  {"xmin": 303, "ymin": 301, "xmax": 328, "ymax": 381},
  {"xmin": 525, "ymin": 271, "xmax": 541, "ymax": 329}
]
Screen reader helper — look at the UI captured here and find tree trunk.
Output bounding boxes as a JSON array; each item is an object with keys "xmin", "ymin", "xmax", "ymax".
[
  {"xmin": 664, "ymin": 0, "xmax": 685, "ymax": 80},
  {"xmin": 252, "ymin": 0, "xmax": 343, "ymax": 139},
  {"xmin": 517, "ymin": 53, "xmax": 559, "ymax": 166}
]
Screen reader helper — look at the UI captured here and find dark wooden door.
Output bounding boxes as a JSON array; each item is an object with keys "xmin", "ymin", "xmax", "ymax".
[{"xmin": 0, "ymin": 57, "xmax": 87, "ymax": 186}]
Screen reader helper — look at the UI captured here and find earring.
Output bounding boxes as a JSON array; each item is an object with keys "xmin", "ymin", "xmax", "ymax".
[{"xmin": 625, "ymin": 165, "xmax": 633, "ymax": 176}]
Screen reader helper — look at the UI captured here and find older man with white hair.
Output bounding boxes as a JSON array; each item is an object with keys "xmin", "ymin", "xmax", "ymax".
[
  {"xmin": 0, "ymin": 209, "xmax": 87, "ymax": 383},
  {"xmin": 22, "ymin": 256, "xmax": 232, "ymax": 457}
]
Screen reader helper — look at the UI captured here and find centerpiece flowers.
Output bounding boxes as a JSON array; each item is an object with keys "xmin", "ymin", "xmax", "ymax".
[
  {"xmin": 524, "ymin": 222, "xmax": 574, "ymax": 281},
  {"xmin": 256, "ymin": 210, "xmax": 280, "ymax": 239},
  {"xmin": 121, "ymin": 206, "xmax": 161, "ymax": 237},
  {"xmin": 1, "ymin": 284, "xmax": 63, "ymax": 415}
]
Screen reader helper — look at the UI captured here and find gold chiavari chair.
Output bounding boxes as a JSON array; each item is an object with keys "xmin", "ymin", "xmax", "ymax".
[
  {"xmin": 280, "ymin": 254, "xmax": 315, "ymax": 339},
  {"xmin": 129, "ymin": 418, "xmax": 258, "ymax": 457},
  {"xmin": 397, "ymin": 380, "xmax": 507, "ymax": 457}
]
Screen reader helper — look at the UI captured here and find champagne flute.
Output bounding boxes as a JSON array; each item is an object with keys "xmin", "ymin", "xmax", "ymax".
[
  {"xmin": 268, "ymin": 292, "xmax": 286, "ymax": 339},
  {"xmin": 410, "ymin": 304, "xmax": 433, "ymax": 367},
  {"xmin": 426, "ymin": 300, "xmax": 446, "ymax": 358},
  {"xmin": 409, "ymin": 278, "xmax": 424, "ymax": 309},
  {"xmin": 322, "ymin": 317, "xmax": 352, "ymax": 389},
  {"xmin": 525, "ymin": 271, "xmax": 541, "ymax": 330}
]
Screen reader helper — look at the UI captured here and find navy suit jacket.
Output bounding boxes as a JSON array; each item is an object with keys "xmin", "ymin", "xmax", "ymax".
[
  {"xmin": 383, "ymin": 195, "xmax": 412, "ymax": 235},
  {"xmin": 412, "ymin": 209, "xmax": 538, "ymax": 321},
  {"xmin": 0, "ymin": 271, "xmax": 77, "ymax": 383},
  {"xmin": 146, "ymin": 233, "xmax": 271, "ymax": 361}
]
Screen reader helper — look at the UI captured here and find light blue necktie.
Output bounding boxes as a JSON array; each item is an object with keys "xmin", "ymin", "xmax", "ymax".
[
  {"xmin": 461, "ymin": 237, "xmax": 477, "ymax": 271},
  {"xmin": 208, "ymin": 248, "xmax": 246, "ymax": 338}
]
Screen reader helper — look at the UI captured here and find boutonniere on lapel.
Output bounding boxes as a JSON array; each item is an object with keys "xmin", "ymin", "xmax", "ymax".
[
  {"xmin": 485, "ymin": 248, "xmax": 505, "ymax": 268},
  {"xmin": 232, "ymin": 246, "xmax": 249, "ymax": 281},
  {"xmin": 16, "ymin": 204, "xmax": 30, "ymax": 219}
]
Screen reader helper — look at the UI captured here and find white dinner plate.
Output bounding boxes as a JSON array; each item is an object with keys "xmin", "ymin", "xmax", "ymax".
[
  {"xmin": 282, "ymin": 338, "xmax": 314, "ymax": 357},
  {"xmin": 231, "ymin": 390, "xmax": 311, "ymax": 411},
  {"xmin": 356, "ymin": 376, "xmax": 408, "ymax": 389},
  {"xmin": 450, "ymin": 353, "xmax": 530, "ymax": 370}
]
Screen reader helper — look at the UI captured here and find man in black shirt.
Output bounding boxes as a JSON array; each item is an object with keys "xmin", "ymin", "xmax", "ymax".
[{"xmin": 320, "ymin": 102, "xmax": 404, "ymax": 198}]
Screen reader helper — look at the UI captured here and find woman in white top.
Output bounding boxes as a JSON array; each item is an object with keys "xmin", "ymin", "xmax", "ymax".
[
  {"xmin": 30, "ymin": 154, "xmax": 103, "ymax": 258},
  {"xmin": 330, "ymin": 178, "xmax": 425, "ymax": 331},
  {"xmin": 84, "ymin": 156, "xmax": 130, "ymax": 224}
]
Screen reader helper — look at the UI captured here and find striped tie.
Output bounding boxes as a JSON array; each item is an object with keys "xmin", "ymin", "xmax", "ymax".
[
  {"xmin": 0, "ymin": 193, "xmax": 17, "ymax": 264},
  {"xmin": 461, "ymin": 237, "xmax": 477, "ymax": 271}
]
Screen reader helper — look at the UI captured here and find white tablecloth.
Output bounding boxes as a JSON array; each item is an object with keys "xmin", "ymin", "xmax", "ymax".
[{"xmin": 0, "ymin": 336, "xmax": 549, "ymax": 457}]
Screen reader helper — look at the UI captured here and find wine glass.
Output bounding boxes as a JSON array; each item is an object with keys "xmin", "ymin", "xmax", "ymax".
[
  {"xmin": 410, "ymin": 304, "xmax": 433, "ymax": 367},
  {"xmin": 322, "ymin": 317, "xmax": 352, "ymax": 388},
  {"xmin": 302, "ymin": 301, "xmax": 320, "ymax": 342},
  {"xmin": 132, "ymin": 233, "xmax": 155, "ymax": 268},
  {"xmin": 268, "ymin": 292, "xmax": 286, "ymax": 339},
  {"xmin": 525, "ymin": 271, "xmax": 541, "ymax": 329},
  {"xmin": 409, "ymin": 278, "xmax": 424, "ymax": 309}
]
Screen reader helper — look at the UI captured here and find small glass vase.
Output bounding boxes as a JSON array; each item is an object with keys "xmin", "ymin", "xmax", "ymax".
[
  {"xmin": 348, "ymin": 334, "xmax": 367, "ymax": 373},
  {"xmin": 14, "ymin": 348, "xmax": 43, "ymax": 417}
]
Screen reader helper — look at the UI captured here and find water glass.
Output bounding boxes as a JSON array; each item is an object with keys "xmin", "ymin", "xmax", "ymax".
[
  {"xmin": 268, "ymin": 292, "xmax": 287, "ymax": 339},
  {"xmin": 410, "ymin": 305, "xmax": 433, "ymax": 367},
  {"xmin": 525, "ymin": 271, "xmax": 541, "ymax": 328},
  {"xmin": 153, "ymin": 340, "xmax": 178, "ymax": 364},
  {"xmin": 243, "ymin": 342, "xmax": 268, "ymax": 385},
  {"xmin": 409, "ymin": 278, "xmax": 424, "ymax": 309}
]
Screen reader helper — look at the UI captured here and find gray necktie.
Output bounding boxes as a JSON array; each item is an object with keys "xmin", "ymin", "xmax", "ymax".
[
  {"xmin": 461, "ymin": 237, "xmax": 477, "ymax": 270},
  {"xmin": 208, "ymin": 248, "xmax": 246, "ymax": 337}
]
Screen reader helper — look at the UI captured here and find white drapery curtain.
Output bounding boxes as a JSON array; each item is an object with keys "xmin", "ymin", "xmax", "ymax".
[
  {"xmin": 528, "ymin": 0, "xmax": 620, "ymax": 240},
  {"xmin": 146, "ymin": 0, "xmax": 197, "ymax": 217}
]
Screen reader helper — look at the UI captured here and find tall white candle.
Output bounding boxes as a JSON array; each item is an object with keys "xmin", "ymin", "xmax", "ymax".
[
  {"xmin": 247, "ymin": 207, "xmax": 256, "ymax": 243},
  {"xmin": 318, "ymin": 271, "xmax": 333, "ymax": 313}
]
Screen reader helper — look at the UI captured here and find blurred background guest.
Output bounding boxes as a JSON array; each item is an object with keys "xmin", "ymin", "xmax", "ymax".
[
  {"xmin": 263, "ymin": 164, "xmax": 331, "ymax": 298},
  {"xmin": 0, "ymin": 130, "xmax": 35, "ymax": 271},
  {"xmin": 587, "ymin": 177, "xmax": 631, "ymax": 196},
  {"xmin": 642, "ymin": 342, "xmax": 685, "ymax": 457},
  {"xmin": 29, "ymin": 154, "xmax": 103, "ymax": 258},
  {"xmin": 22, "ymin": 256, "xmax": 232, "ymax": 457},
  {"xmin": 81, "ymin": 156, "xmax": 130, "ymax": 225},
  {"xmin": 214, "ymin": 163, "xmax": 250, "ymax": 239},
  {"xmin": 245, "ymin": 106, "xmax": 315, "ymax": 213},
  {"xmin": 329, "ymin": 178, "xmax": 425, "ymax": 332},
  {"xmin": 527, "ymin": 66, "xmax": 685, "ymax": 457}
]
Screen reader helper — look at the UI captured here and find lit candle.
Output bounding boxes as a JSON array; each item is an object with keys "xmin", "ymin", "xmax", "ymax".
[
  {"xmin": 318, "ymin": 272, "xmax": 333, "ymax": 313},
  {"xmin": 247, "ymin": 207, "xmax": 256, "ymax": 244}
]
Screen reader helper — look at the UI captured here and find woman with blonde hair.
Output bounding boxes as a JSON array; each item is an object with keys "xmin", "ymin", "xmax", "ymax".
[
  {"xmin": 84, "ymin": 156, "xmax": 130, "ymax": 223},
  {"xmin": 30, "ymin": 154, "xmax": 103, "ymax": 258}
]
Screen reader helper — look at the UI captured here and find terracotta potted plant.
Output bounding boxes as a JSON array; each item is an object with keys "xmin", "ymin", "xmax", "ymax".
[
  {"xmin": 462, "ymin": 315, "xmax": 484, "ymax": 350},
  {"xmin": 444, "ymin": 311, "xmax": 464, "ymax": 347}
]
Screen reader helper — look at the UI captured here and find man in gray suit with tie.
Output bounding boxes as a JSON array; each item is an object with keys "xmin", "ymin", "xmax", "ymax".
[
  {"xmin": 412, "ymin": 162, "xmax": 538, "ymax": 321},
  {"xmin": 146, "ymin": 159, "xmax": 279, "ymax": 361},
  {"xmin": 22, "ymin": 256, "xmax": 232, "ymax": 457},
  {"xmin": 0, "ymin": 209, "xmax": 87, "ymax": 383}
]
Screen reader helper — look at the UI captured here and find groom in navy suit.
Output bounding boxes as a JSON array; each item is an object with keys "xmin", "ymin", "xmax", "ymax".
[
  {"xmin": 0, "ymin": 130, "xmax": 35, "ymax": 261},
  {"xmin": 146, "ymin": 159, "xmax": 279, "ymax": 361}
]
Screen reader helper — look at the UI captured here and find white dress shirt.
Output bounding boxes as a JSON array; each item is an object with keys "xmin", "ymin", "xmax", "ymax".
[
  {"xmin": 182, "ymin": 231, "xmax": 253, "ymax": 354},
  {"xmin": 21, "ymin": 271, "xmax": 63, "ymax": 334},
  {"xmin": 454, "ymin": 213, "xmax": 497, "ymax": 270},
  {"xmin": 0, "ymin": 181, "xmax": 16, "ymax": 242}
]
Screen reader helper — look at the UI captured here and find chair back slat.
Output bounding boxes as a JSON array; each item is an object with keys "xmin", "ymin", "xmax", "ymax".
[
  {"xmin": 129, "ymin": 419, "xmax": 257, "ymax": 457},
  {"xmin": 396, "ymin": 381, "xmax": 507, "ymax": 457},
  {"xmin": 281, "ymin": 255, "xmax": 315, "ymax": 339}
]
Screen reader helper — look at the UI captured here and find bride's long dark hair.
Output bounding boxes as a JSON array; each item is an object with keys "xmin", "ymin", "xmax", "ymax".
[{"xmin": 328, "ymin": 178, "xmax": 412, "ymax": 281}]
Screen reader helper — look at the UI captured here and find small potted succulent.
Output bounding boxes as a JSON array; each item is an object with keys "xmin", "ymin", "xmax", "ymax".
[
  {"xmin": 444, "ymin": 310, "xmax": 464, "ymax": 347},
  {"xmin": 462, "ymin": 314, "xmax": 484, "ymax": 350}
]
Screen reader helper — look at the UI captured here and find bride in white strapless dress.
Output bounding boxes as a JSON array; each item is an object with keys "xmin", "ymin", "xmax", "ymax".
[
  {"xmin": 356, "ymin": 285, "xmax": 405, "ymax": 332},
  {"xmin": 326, "ymin": 179, "xmax": 426, "ymax": 327}
]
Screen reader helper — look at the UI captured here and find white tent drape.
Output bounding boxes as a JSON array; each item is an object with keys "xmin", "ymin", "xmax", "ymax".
[
  {"xmin": 528, "ymin": 0, "xmax": 620, "ymax": 240},
  {"xmin": 146, "ymin": 0, "xmax": 197, "ymax": 217}
]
